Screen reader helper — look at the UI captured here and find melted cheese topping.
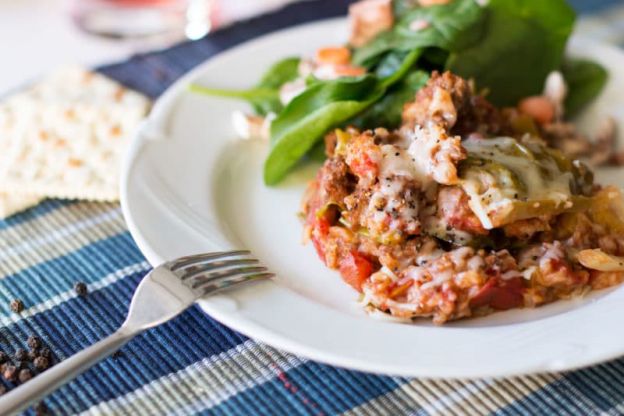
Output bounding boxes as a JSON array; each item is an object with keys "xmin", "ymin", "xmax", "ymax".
[
  {"xmin": 460, "ymin": 136, "xmax": 576, "ymax": 229},
  {"xmin": 366, "ymin": 145, "xmax": 422, "ymax": 234}
]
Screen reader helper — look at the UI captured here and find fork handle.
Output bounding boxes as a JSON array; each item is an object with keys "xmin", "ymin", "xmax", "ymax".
[{"xmin": 0, "ymin": 327, "xmax": 137, "ymax": 415}]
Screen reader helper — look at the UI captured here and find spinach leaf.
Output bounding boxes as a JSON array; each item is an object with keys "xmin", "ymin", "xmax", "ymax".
[
  {"xmin": 264, "ymin": 49, "xmax": 421, "ymax": 184},
  {"xmin": 353, "ymin": 0, "xmax": 485, "ymax": 67},
  {"xmin": 379, "ymin": 49, "xmax": 422, "ymax": 86},
  {"xmin": 307, "ymin": 140, "xmax": 327, "ymax": 162},
  {"xmin": 190, "ymin": 57, "xmax": 300, "ymax": 116},
  {"xmin": 392, "ymin": 0, "xmax": 420, "ymax": 20},
  {"xmin": 352, "ymin": 70, "xmax": 429, "ymax": 129},
  {"xmin": 447, "ymin": 0, "xmax": 575, "ymax": 106},
  {"xmin": 264, "ymin": 75, "xmax": 385, "ymax": 185},
  {"xmin": 188, "ymin": 84, "xmax": 280, "ymax": 112},
  {"xmin": 256, "ymin": 57, "xmax": 301, "ymax": 90},
  {"xmin": 562, "ymin": 58, "xmax": 608, "ymax": 117}
]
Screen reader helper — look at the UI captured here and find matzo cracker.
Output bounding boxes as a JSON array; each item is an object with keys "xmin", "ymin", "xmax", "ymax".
[
  {"xmin": 0, "ymin": 67, "xmax": 150, "ymax": 202},
  {"xmin": 0, "ymin": 101, "xmax": 42, "ymax": 218}
]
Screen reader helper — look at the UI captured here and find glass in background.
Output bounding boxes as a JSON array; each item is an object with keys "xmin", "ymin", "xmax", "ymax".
[{"xmin": 71, "ymin": 0, "xmax": 216, "ymax": 41}]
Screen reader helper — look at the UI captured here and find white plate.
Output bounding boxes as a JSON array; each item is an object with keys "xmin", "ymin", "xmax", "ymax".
[{"xmin": 121, "ymin": 18, "xmax": 624, "ymax": 378}]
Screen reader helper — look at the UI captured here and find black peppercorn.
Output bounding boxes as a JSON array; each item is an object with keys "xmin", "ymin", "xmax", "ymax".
[
  {"xmin": 27, "ymin": 336, "xmax": 42, "ymax": 351},
  {"xmin": 3, "ymin": 364, "xmax": 17, "ymax": 382},
  {"xmin": 33, "ymin": 356, "xmax": 49, "ymax": 371},
  {"xmin": 9, "ymin": 299, "xmax": 24, "ymax": 313},
  {"xmin": 14, "ymin": 348, "xmax": 28, "ymax": 362},
  {"xmin": 18, "ymin": 368, "xmax": 33, "ymax": 383},
  {"xmin": 34, "ymin": 402, "xmax": 49, "ymax": 416},
  {"xmin": 74, "ymin": 282, "xmax": 88, "ymax": 297}
]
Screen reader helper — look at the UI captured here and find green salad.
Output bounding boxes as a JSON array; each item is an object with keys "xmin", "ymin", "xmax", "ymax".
[{"xmin": 191, "ymin": 0, "xmax": 607, "ymax": 185}]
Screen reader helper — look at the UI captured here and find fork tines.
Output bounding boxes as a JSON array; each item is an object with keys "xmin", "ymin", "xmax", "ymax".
[{"xmin": 168, "ymin": 250, "xmax": 273, "ymax": 295}]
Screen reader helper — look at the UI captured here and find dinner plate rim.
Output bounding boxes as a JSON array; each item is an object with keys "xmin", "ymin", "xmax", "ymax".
[{"xmin": 121, "ymin": 17, "xmax": 624, "ymax": 378}]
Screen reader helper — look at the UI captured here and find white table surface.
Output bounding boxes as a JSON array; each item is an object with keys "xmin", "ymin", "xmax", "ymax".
[{"xmin": 0, "ymin": 0, "xmax": 300, "ymax": 95}]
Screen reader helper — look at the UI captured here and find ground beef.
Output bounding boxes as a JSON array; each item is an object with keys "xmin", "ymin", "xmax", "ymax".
[
  {"xmin": 402, "ymin": 71, "xmax": 507, "ymax": 136},
  {"xmin": 317, "ymin": 157, "xmax": 355, "ymax": 205}
]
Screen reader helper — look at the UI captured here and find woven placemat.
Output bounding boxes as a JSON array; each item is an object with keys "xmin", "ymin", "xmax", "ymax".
[{"xmin": 1, "ymin": 0, "xmax": 623, "ymax": 414}]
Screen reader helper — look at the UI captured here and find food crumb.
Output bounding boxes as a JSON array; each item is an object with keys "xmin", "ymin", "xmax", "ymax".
[
  {"xmin": 112, "ymin": 350, "xmax": 123, "ymax": 360},
  {"xmin": 10, "ymin": 299, "xmax": 24, "ymax": 313},
  {"xmin": 74, "ymin": 282, "xmax": 88, "ymax": 297},
  {"xmin": 0, "ymin": 352, "xmax": 9, "ymax": 364}
]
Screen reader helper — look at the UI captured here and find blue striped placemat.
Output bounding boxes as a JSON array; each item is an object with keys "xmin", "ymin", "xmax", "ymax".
[{"xmin": 2, "ymin": 0, "xmax": 624, "ymax": 414}]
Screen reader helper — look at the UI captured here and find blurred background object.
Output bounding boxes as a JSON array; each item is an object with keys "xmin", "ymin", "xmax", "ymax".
[
  {"xmin": 71, "ymin": 0, "xmax": 216, "ymax": 41},
  {"xmin": 0, "ymin": 0, "xmax": 301, "ymax": 94}
]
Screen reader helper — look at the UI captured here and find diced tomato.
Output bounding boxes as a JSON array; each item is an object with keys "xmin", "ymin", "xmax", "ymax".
[
  {"xmin": 311, "ymin": 235, "xmax": 326, "ymax": 264},
  {"xmin": 316, "ymin": 46, "xmax": 352, "ymax": 66},
  {"xmin": 470, "ymin": 277, "xmax": 524, "ymax": 310},
  {"xmin": 339, "ymin": 250, "xmax": 374, "ymax": 292},
  {"xmin": 310, "ymin": 216, "xmax": 330, "ymax": 263},
  {"xmin": 349, "ymin": 153, "xmax": 378, "ymax": 178},
  {"xmin": 315, "ymin": 216, "xmax": 330, "ymax": 236},
  {"xmin": 518, "ymin": 96, "xmax": 555, "ymax": 125},
  {"xmin": 333, "ymin": 65, "xmax": 367, "ymax": 77}
]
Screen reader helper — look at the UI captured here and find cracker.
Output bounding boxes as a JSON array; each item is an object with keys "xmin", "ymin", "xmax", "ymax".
[
  {"xmin": 0, "ymin": 67, "xmax": 150, "ymax": 201},
  {"xmin": 0, "ymin": 103, "xmax": 42, "ymax": 218},
  {"xmin": 0, "ymin": 193, "xmax": 42, "ymax": 219}
]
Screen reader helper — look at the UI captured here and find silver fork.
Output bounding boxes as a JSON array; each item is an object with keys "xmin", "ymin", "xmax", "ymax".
[{"xmin": 0, "ymin": 250, "xmax": 273, "ymax": 415}]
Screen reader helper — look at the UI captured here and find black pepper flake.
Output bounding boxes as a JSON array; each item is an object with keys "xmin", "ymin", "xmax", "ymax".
[
  {"xmin": 18, "ymin": 368, "xmax": 32, "ymax": 383},
  {"xmin": 33, "ymin": 356, "xmax": 49, "ymax": 371},
  {"xmin": 14, "ymin": 348, "xmax": 27, "ymax": 362},
  {"xmin": 27, "ymin": 336, "xmax": 42, "ymax": 351},
  {"xmin": 34, "ymin": 402, "xmax": 49, "ymax": 416},
  {"xmin": 3, "ymin": 364, "xmax": 17, "ymax": 382},
  {"xmin": 38, "ymin": 348, "xmax": 52, "ymax": 360},
  {"xmin": 10, "ymin": 299, "xmax": 24, "ymax": 313},
  {"xmin": 395, "ymin": 152, "xmax": 400, "ymax": 156},
  {"xmin": 532, "ymin": 256, "xmax": 538, "ymax": 261},
  {"xmin": 74, "ymin": 282, "xmax": 88, "ymax": 297}
]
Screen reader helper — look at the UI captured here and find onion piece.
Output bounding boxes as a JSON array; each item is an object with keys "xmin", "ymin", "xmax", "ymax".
[{"xmin": 576, "ymin": 249, "xmax": 624, "ymax": 272}]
